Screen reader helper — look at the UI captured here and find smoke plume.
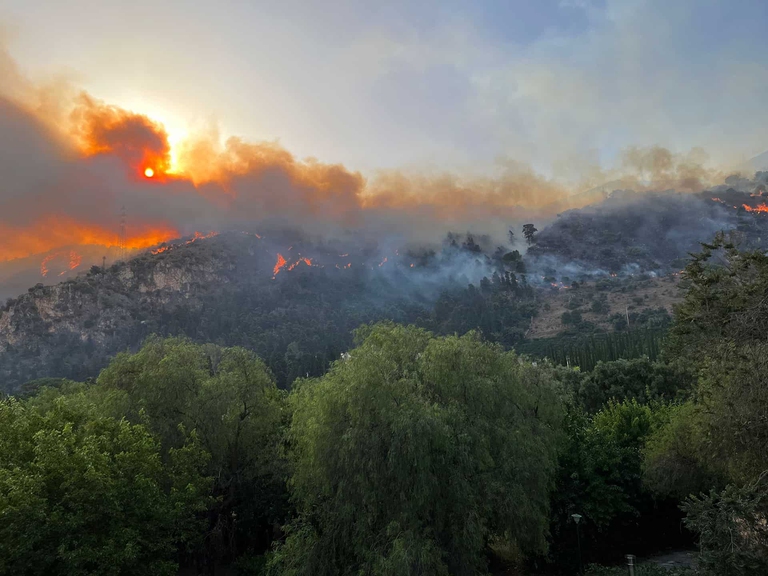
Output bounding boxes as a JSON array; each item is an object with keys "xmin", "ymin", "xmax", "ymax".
[{"xmin": 0, "ymin": 43, "xmax": 745, "ymax": 269}]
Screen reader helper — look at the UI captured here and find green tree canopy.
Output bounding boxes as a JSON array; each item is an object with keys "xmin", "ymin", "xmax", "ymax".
[
  {"xmin": 96, "ymin": 336, "xmax": 289, "ymax": 563},
  {"xmin": 270, "ymin": 322, "xmax": 565, "ymax": 576},
  {"xmin": 577, "ymin": 357, "xmax": 692, "ymax": 413},
  {"xmin": 0, "ymin": 392, "xmax": 208, "ymax": 576}
]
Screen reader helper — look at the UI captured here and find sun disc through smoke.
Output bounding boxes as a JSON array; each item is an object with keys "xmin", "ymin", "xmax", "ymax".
[{"xmin": 144, "ymin": 167, "xmax": 155, "ymax": 178}]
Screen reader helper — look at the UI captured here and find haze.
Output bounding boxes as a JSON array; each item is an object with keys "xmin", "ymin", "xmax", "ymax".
[{"xmin": 3, "ymin": 0, "xmax": 767, "ymax": 177}]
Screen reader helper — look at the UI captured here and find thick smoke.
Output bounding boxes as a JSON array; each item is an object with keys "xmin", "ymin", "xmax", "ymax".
[{"xmin": 0, "ymin": 43, "xmax": 748, "ymax": 274}]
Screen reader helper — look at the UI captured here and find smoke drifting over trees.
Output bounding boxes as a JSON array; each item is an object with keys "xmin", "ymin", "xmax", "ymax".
[{"xmin": 0, "ymin": 42, "xmax": 753, "ymax": 276}]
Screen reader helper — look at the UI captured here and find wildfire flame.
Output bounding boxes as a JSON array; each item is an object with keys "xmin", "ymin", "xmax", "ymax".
[
  {"xmin": 40, "ymin": 250, "xmax": 83, "ymax": 277},
  {"xmin": 273, "ymin": 253, "xmax": 287, "ymax": 276},
  {"xmin": 287, "ymin": 257, "xmax": 312, "ymax": 271},
  {"xmin": 150, "ymin": 231, "xmax": 219, "ymax": 256},
  {"xmin": 0, "ymin": 55, "xmax": 736, "ymax": 274},
  {"xmin": 743, "ymin": 204, "xmax": 768, "ymax": 213}
]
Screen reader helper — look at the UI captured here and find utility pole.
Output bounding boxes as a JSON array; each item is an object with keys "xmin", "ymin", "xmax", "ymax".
[{"xmin": 572, "ymin": 514, "xmax": 583, "ymax": 574}]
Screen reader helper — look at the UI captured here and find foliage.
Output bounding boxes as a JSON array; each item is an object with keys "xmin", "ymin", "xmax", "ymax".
[
  {"xmin": 97, "ymin": 336, "xmax": 290, "ymax": 563},
  {"xmin": 269, "ymin": 323, "xmax": 565, "ymax": 576},
  {"xmin": 683, "ymin": 473, "xmax": 768, "ymax": 576},
  {"xmin": 548, "ymin": 400, "xmax": 685, "ymax": 567},
  {"xmin": 643, "ymin": 401, "xmax": 720, "ymax": 500},
  {"xmin": 577, "ymin": 356, "xmax": 693, "ymax": 413},
  {"xmin": 652, "ymin": 237, "xmax": 768, "ymax": 486},
  {"xmin": 666, "ymin": 232, "xmax": 768, "ymax": 362},
  {"xmin": 518, "ymin": 330, "xmax": 668, "ymax": 373},
  {"xmin": 0, "ymin": 393, "xmax": 208, "ymax": 576},
  {"xmin": 523, "ymin": 223, "xmax": 538, "ymax": 244}
]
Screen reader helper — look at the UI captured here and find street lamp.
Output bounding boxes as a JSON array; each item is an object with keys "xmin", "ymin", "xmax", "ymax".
[{"xmin": 571, "ymin": 513, "xmax": 583, "ymax": 575}]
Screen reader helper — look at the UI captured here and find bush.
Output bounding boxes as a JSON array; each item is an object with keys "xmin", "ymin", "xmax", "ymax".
[{"xmin": 683, "ymin": 473, "xmax": 768, "ymax": 576}]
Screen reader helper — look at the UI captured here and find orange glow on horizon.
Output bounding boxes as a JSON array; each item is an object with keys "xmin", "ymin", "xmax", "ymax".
[{"xmin": 0, "ymin": 216, "xmax": 179, "ymax": 263}]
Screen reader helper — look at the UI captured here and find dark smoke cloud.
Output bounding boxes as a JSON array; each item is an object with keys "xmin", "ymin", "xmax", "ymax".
[{"xmin": 0, "ymin": 42, "xmax": 748, "ymax": 273}]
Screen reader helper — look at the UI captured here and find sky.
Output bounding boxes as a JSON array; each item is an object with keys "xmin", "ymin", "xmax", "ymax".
[{"xmin": 1, "ymin": 0, "xmax": 767, "ymax": 179}]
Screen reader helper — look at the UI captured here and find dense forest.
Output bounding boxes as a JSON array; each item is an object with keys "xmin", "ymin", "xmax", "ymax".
[{"xmin": 2, "ymin": 231, "xmax": 768, "ymax": 575}]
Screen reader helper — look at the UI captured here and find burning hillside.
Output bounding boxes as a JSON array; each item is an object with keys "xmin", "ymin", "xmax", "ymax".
[
  {"xmin": 524, "ymin": 172, "xmax": 768, "ymax": 282},
  {"xmin": 0, "ymin": 40, "xmax": 746, "ymax": 287},
  {"xmin": 3, "ymin": 171, "xmax": 768, "ymax": 394}
]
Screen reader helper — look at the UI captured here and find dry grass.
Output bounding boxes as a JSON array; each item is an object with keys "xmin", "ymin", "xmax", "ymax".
[{"xmin": 527, "ymin": 275, "xmax": 684, "ymax": 339}]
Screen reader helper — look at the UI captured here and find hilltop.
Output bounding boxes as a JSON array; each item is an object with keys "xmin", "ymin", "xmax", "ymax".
[{"xmin": 3, "ymin": 172, "xmax": 768, "ymax": 394}]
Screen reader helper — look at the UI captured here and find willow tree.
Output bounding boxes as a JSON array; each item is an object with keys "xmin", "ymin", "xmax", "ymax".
[
  {"xmin": 97, "ymin": 336, "xmax": 289, "ymax": 565},
  {"xmin": 271, "ymin": 323, "xmax": 565, "ymax": 576}
]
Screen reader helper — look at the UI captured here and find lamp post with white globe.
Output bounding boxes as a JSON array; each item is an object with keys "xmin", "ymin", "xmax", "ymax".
[{"xmin": 571, "ymin": 513, "xmax": 583, "ymax": 574}]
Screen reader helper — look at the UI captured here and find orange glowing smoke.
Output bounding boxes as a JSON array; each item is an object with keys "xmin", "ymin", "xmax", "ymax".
[
  {"xmin": 0, "ymin": 216, "xmax": 178, "ymax": 262},
  {"xmin": 273, "ymin": 253, "xmax": 287, "ymax": 276},
  {"xmin": 71, "ymin": 93, "xmax": 171, "ymax": 175}
]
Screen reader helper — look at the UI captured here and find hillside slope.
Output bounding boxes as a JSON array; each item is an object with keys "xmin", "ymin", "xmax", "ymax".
[
  {"xmin": 5, "ymin": 175, "xmax": 768, "ymax": 394},
  {"xmin": 0, "ymin": 232, "xmax": 539, "ymax": 393}
]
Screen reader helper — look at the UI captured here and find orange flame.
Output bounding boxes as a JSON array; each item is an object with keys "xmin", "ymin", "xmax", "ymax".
[
  {"xmin": 185, "ymin": 231, "xmax": 219, "ymax": 244},
  {"xmin": 149, "ymin": 231, "xmax": 218, "ymax": 256},
  {"xmin": 69, "ymin": 250, "xmax": 82, "ymax": 270},
  {"xmin": 40, "ymin": 249, "xmax": 83, "ymax": 277},
  {"xmin": 742, "ymin": 204, "xmax": 768, "ymax": 213},
  {"xmin": 273, "ymin": 253, "xmax": 287, "ymax": 276},
  {"xmin": 286, "ymin": 257, "xmax": 312, "ymax": 271}
]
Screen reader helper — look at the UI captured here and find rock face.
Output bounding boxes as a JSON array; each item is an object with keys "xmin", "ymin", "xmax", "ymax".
[
  {"xmin": 0, "ymin": 237, "xmax": 237, "ymax": 393},
  {"xmin": 0, "ymin": 230, "xmax": 439, "ymax": 393}
]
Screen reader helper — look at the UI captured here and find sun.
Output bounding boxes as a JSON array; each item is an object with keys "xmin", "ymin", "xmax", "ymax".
[{"xmin": 144, "ymin": 167, "xmax": 155, "ymax": 178}]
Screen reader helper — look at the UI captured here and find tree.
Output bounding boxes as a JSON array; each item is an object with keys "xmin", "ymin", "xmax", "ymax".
[
  {"xmin": 682, "ymin": 474, "xmax": 768, "ymax": 576},
  {"xmin": 548, "ymin": 400, "xmax": 683, "ymax": 568},
  {"xmin": 0, "ymin": 393, "xmax": 209, "ymax": 576},
  {"xmin": 666, "ymin": 232, "xmax": 768, "ymax": 362},
  {"xmin": 270, "ymin": 323, "xmax": 564, "ymax": 575},
  {"xmin": 657, "ymin": 236, "xmax": 768, "ymax": 485},
  {"xmin": 576, "ymin": 357, "xmax": 692, "ymax": 413},
  {"xmin": 502, "ymin": 250, "xmax": 521, "ymax": 263},
  {"xmin": 643, "ymin": 401, "xmax": 720, "ymax": 500},
  {"xmin": 523, "ymin": 224, "xmax": 538, "ymax": 245},
  {"xmin": 97, "ymin": 336, "xmax": 289, "ymax": 565},
  {"xmin": 508, "ymin": 229, "xmax": 515, "ymax": 244},
  {"xmin": 462, "ymin": 234, "xmax": 482, "ymax": 253}
]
